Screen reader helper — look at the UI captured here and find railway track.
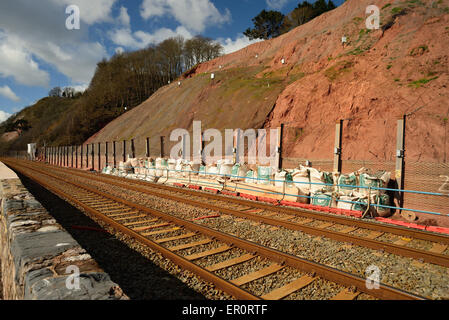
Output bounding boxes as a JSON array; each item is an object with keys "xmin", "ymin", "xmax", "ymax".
[
  {"xmin": 2, "ymin": 159, "xmax": 426, "ymax": 300},
  {"xmin": 12, "ymin": 159, "xmax": 449, "ymax": 269}
]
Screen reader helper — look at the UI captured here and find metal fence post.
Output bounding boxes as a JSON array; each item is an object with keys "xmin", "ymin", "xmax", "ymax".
[
  {"xmin": 91, "ymin": 143, "xmax": 94, "ymax": 170},
  {"xmin": 113, "ymin": 141, "xmax": 117, "ymax": 168},
  {"xmin": 396, "ymin": 115, "xmax": 406, "ymax": 213},
  {"xmin": 131, "ymin": 139, "xmax": 136, "ymax": 159},
  {"xmin": 123, "ymin": 140, "xmax": 127, "ymax": 163},
  {"xmin": 105, "ymin": 142, "xmax": 109, "ymax": 168},
  {"xmin": 98, "ymin": 142, "xmax": 101, "ymax": 171},
  {"xmin": 278, "ymin": 124, "xmax": 284, "ymax": 170},
  {"xmin": 160, "ymin": 136, "xmax": 165, "ymax": 158},
  {"xmin": 333, "ymin": 120, "xmax": 343, "ymax": 173},
  {"xmin": 86, "ymin": 144, "xmax": 89, "ymax": 169},
  {"xmin": 146, "ymin": 137, "xmax": 150, "ymax": 158}
]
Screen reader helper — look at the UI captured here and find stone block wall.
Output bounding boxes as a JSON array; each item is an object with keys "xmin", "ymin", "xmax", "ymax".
[{"xmin": 0, "ymin": 165, "xmax": 126, "ymax": 300}]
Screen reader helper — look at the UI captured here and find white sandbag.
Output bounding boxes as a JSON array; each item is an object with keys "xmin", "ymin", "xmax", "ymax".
[
  {"xmin": 335, "ymin": 172, "xmax": 358, "ymax": 196},
  {"xmin": 274, "ymin": 171, "xmax": 287, "ymax": 188},
  {"xmin": 245, "ymin": 170, "xmax": 256, "ymax": 184},
  {"xmin": 257, "ymin": 166, "xmax": 273, "ymax": 185},
  {"xmin": 155, "ymin": 158, "xmax": 168, "ymax": 177},
  {"xmin": 295, "ymin": 187, "xmax": 310, "ymax": 204},
  {"xmin": 168, "ymin": 159, "xmax": 176, "ymax": 171},
  {"xmin": 337, "ymin": 196, "xmax": 358, "ymax": 210},
  {"xmin": 292, "ymin": 166, "xmax": 310, "ymax": 194},
  {"xmin": 189, "ymin": 162, "xmax": 200, "ymax": 175},
  {"xmin": 206, "ymin": 165, "xmax": 219, "ymax": 179},
  {"xmin": 219, "ymin": 162, "xmax": 233, "ymax": 177},
  {"xmin": 309, "ymin": 168, "xmax": 325, "ymax": 194},
  {"xmin": 311, "ymin": 192, "xmax": 337, "ymax": 207},
  {"xmin": 359, "ymin": 171, "xmax": 391, "ymax": 196}
]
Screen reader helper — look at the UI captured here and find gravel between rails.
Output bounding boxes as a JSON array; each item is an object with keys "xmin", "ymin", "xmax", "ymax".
[
  {"xmin": 53, "ymin": 171, "xmax": 449, "ymax": 300},
  {"xmin": 14, "ymin": 171, "xmax": 232, "ymax": 300},
  {"xmin": 15, "ymin": 168, "xmax": 361, "ymax": 300}
]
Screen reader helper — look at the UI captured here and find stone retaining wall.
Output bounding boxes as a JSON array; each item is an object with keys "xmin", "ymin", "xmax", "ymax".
[{"xmin": 0, "ymin": 162, "xmax": 126, "ymax": 300}]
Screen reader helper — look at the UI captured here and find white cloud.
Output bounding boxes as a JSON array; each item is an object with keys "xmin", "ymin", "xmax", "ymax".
[
  {"xmin": 0, "ymin": 86, "xmax": 20, "ymax": 102},
  {"xmin": 48, "ymin": 0, "xmax": 117, "ymax": 25},
  {"xmin": 0, "ymin": 33, "xmax": 50, "ymax": 87},
  {"xmin": 0, "ymin": 110, "xmax": 12, "ymax": 123},
  {"xmin": 67, "ymin": 84, "xmax": 88, "ymax": 93},
  {"xmin": 0, "ymin": 0, "xmax": 108, "ymax": 85},
  {"xmin": 266, "ymin": 0, "xmax": 290, "ymax": 10},
  {"xmin": 115, "ymin": 47, "xmax": 125, "ymax": 55},
  {"xmin": 219, "ymin": 34, "xmax": 263, "ymax": 55},
  {"xmin": 109, "ymin": 26, "xmax": 194, "ymax": 49},
  {"xmin": 140, "ymin": 0, "xmax": 231, "ymax": 33},
  {"xmin": 118, "ymin": 6, "xmax": 131, "ymax": 27}
]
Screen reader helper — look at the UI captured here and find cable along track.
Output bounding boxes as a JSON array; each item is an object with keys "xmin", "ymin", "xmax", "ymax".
[
  {"xmin": 15, "ymin": 160, "xmax": 449, "ymax": 269},
  {"xmin": 3, "ymin": 160, "xmax": 426, "ymax": 300}
]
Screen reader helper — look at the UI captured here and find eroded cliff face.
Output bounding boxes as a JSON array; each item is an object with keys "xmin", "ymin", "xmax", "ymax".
[{"xmin": 87, "ymin": 0, "xmax": 449, "ymax": 163}]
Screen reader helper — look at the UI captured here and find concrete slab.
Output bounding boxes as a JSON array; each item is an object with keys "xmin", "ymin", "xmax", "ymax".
[{"xmin": 0, "ymin": 161, "xmax": 18, "ymax": 180}]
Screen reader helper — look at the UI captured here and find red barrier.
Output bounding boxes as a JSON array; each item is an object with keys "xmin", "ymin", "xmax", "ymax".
[
  {"xmin": 222, "ymin": 191, "xmax": 240, "ymax": 197},
  {"xmin": 204, "ymin": 188, "xmax": 220, "ymax": 194},
  {"xmin": 280, "ymin": 200, "xmax": 303, "ymax": 208},
  {"xmin": 240, "ymin": 193, "xmax": 257, "ymax": 201},
  {"xmin": 174, "ymin": 183, "xmax": 185, "ymax": 188},
  {"xmin": 188, "ymin": 185, "xmax": 202, "ymax": 191},
  {"xmin": 375, "ymin": 217, "xmax": 427, "ymax": 230},
  {"xmin": 257, "ymin": 196, "xmax": 278, "ymax": 205},
  {"xmin": 426, "ymin": 226, "xmax": 449, "ymax": 235}
]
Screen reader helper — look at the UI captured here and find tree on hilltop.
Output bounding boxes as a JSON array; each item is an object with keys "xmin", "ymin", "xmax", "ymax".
[{"xmin": 244, "ymin": 10, "xmax": 285, "ymax": 40}]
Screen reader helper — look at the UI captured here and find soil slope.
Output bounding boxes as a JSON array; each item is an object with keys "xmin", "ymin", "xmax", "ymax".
[{"xmin": 86, "ymin": 0, "xmax": 449, "ymax": 163}]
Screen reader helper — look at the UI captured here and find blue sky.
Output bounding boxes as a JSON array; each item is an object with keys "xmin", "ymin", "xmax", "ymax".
[{"xmin": 0, "ymin": 0, "xmax": 344, "ymax": 123}]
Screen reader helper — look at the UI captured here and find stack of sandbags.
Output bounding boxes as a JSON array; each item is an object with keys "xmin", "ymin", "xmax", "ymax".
[
  {"xmin": 274, "ymin": 170, "xmax": 287, "ymax": 188},
  {"xmin": 118, "ymin": 161, "xmax": 133, "ymax": 177},
  {"xmin": 358, "ymin": 170, "xmax": 391, "ymax": 216},
  {"xmin": 245, "ymin": 170, "xmax": 256, "ymax": 184},
  {"xmin": 334, "ymin": 169, "xmax": 391, "ymax": 217},
  {"xmin": 102, "ymin": 165, "xmax": 112, "ymax": 175},
  {"xmin": 309, "ymin": 168, "xmax": 334, "ymax": 193},
  {"xmin": 359, "ymin": 170, "xmax": 391, "ymax": 195},
  {"xmin": 189, "ymin": 162, "xmax": 201, "ymax": 175},
  {"xmin": 206, "ymin": 164, "xmax": 219, "ymax": 180},
  {"xmin": 173, "ymin": 159, "xmax": 183, "ymax": 178},
  {"xmin": 311, "ymin": 192, "xmax": 337, "ymax": 208},
  {"xmin": 135, "ymin": 159, "xmax": 147, "ymax": 179},
  {"xmin": 198, "ymin": 165, "xmax": 207, "ymax": 177},
  {"xmin": 145, "ymin": 159, "xmax": 157, "ymax": 182},
  {"xmin": 155, "ymin": 158, "xmax": 168, "ymax": 177},
  {"xmin": 257, "ymin": 166, "xmax": 273, "ymax": 185},
  {"xmin": 167, "ymin": 159, "xmax": 177, "ymax": 177},
  {"xmin": 230, "ymin": 163, "xmax": 249, "ymax": 181},
  {"xmin": 291, "ymin": 166, "xmax": 310, "ymax": 204},
  {"xmin": 219, "ymin": 159, "xmax": 234, "ymax": 178},
  {"xmin": 334, "ymin": 172, "xmax": 358, "ymax": 196}
]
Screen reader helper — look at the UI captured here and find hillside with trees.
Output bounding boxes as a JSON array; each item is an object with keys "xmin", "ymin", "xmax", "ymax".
[{"xmin": 0, "ymin": 36, "xmax": 223, "ymax": 153}]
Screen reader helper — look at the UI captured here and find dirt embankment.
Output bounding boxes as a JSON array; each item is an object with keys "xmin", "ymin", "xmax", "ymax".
[{"xmin": 86, "ymin": 0, "xmax": 449, "ymax": 163}]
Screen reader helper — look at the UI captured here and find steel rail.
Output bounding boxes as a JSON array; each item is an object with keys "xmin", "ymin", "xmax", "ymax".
[
  {"xmin": 4, "ymin": 159, "xmax": 426, "ymax": 300},
  {"xmin": 14, "ymin": 160, "xmax": 449, "ymax": 268},
  {"xmin": 5, "ymin": 160, "xmax": 259, "ymax": 300}
]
